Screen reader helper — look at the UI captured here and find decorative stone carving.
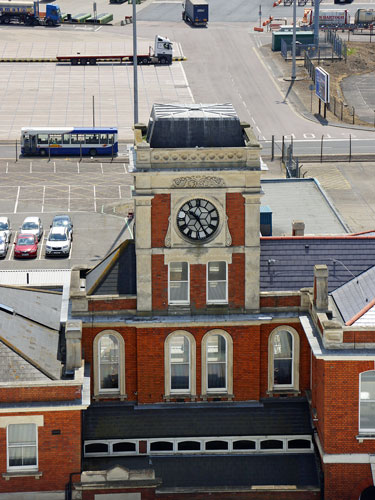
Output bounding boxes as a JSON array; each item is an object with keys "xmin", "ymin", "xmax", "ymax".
[
  {"xmin": 164, "ymin": 216, "xmax": 171, "ymax": 247},
  {"xmin": 225, "ymin": 215, "xmax": 232, "ymax": 246},
  {"xmin": 172, "ymin": 176, "xmax": 225, "ymax": 188}
]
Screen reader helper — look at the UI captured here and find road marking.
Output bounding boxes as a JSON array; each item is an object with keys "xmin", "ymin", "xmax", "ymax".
[
  {"xmin": 9, "ymin": 232, "xmax": 16, "ymax": 260},
  {"xmin": 14, "ymin": 186, "xmax": 20, "ymax": 214},
  {"xmin": 6, "ymin": 162, "xmax": 8, "ymax": 174},
  {"xmin": 30, "ymin": 162, "xmax": 32, "ymax": 174},
  {"xmin": 303, "ymin": 133, "xmax": 315, "ymax": 139},
  {"xmin": 68, "ymin": 241, "xmax": 72, "ymax": 260},
  {"xmin": 77, "ymin": 162, "xmax": 80, "ymax": 174},
  {"xmin": 256, "ymin": 126, "xmax": 262, "ymax": 134},
  {"xmin": 68, "ymin": 185, "xmax": 71, "ymax": 212},
  {"xmin": 101, "ymin": 163, "xmax": 103, "ymax": 174},
  {"xmin": 38, "ymin": 237, "xmax": 44, "ymax": 260},
  {"xmin": 123, "ymin": 163, "xmax": 127, "ymax": 174},
  {"xmin": 118, "ymin": 186, "xmax": 121, "ymax": 199},
  {"xmin": 42, "ymin": 185, "xmax": 45, "ymax": 213},
  {"xmin": 179, "ymin": 61, "xmax": 194, "ymax": 102},
  {"xmin": 53, "ymin": 161, "xmax": 56, "ymax": 173},
  {"xmin": 302, "ymin": 165, "xmax": 351, "ymax": 190},
  {"xmin": 93, "ymin": 185, "xmax": 97, "ymax": 212}
]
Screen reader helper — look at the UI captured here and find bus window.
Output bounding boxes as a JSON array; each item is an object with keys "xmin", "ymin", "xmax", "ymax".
[
  {"xmin": 71, "ymin": 134, "xmax": 85, "ymax": 144},
  {"xmin": 86, "ymin": 134, "xmax": 99, "ymax": 144},
  {"xmin": 100, "ymin": 134, "xmax": 108, "ymax": 144},
  {"xmin": 49, "ymin": 134, "xmax": 62, "ymax": 145},
  {"xmin": 37, "ymin": 134, "xmax": 49, "ymax": 145},
  {"xmin": 63, "ymin": 134, "xmax": 70, "ymax": 144},
  {"xmin": 108, "ymin": 134, "xmax": 114, "ymax": 144}
]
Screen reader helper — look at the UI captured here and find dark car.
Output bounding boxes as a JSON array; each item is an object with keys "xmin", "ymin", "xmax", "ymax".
[{"xmin": 51, "ymin": 215, "xmax": 73, "ymax": 240}]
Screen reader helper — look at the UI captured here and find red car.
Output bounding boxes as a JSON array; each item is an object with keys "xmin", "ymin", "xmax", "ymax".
[{"xmin": 14, "ymin": 233, "xmax": 38, "ymax": 258}]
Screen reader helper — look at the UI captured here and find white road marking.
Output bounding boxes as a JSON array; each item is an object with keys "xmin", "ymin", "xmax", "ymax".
[
  {"xmin": 101, "ymin": 163, "xmax": 103, "ymax": 174},
  {"xmin": 118, "ymin": 186, "xmax": 121, "ymax": 199},
  {"xmin": 30, "ymin": 162, "xmax": 32, "ymax": 174},
  {"xmin": 123, "ymin": 163, "xmax": 127, "ymax": 174},
  {"xmin": 68, "ymin": 185, "xmax": 71, "ymax": 212},
  {"xmin": 256, "ymin": 126, "xmax": 262, "ymax": 134},
  {"xmin": 8, "ymin": 232, "xmax": 16, "ymax": 260},
  {"xmin": 14, "ymin": 186, "xmax": 20, "ymax": 213},
  {"xmin": 53, "ymin": 161, "xmax": 56, "ymax": 173},
  {"xmin": 77, "ymin": 162, "xmax": 80, "ymax": 174},
  {"xmin": 42, "ymin": 186, "xmax": 45, "ymax": 213},
  {"xmin": 6, "ymin": 162, "xmax": 8, "ymax": 174},
  {"xmin": 179, "ymin": 61, "xmax": 194, "ymax": 102},
  {"xmin": 303, "ymin": 133, "xmax": 315, "ymax": 138},
  {"xmin": 93, "ymin": 185, "xmax": 97, "ymax": 212},
  {"xmin": 38, "ymin": 237, "xmax": 44, "ymax": 260}
]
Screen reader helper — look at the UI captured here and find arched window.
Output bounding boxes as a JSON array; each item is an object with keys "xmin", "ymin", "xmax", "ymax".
[
  {"xmin": 359, "ymin": 371, "xmax": 375, "ymax": 432},
  {"xmin": 93, "ymin": 330, "xmax": 126, "ymax": 399},
  {"xmin": 164, "ymin": 331, "xmax": 196, "ymax": 398},
  {"xmin": 268, "ymin": 327, "xmax": 300, "ymax": 392},
  {"xmin": 201, "ymin": 330, "xmax": 233, "ymax": 397}
]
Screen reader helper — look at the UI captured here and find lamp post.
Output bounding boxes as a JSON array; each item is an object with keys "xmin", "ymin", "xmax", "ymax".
[
  {"xmin": 291, "ymin": 0, "xmax": 297, "ymax": 79},
  {"xmin": 133, "ymin": 0, "xmax": 138, "ymax": 125}
]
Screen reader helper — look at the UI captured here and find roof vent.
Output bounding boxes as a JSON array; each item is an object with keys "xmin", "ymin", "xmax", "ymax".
[{"xmin": 292, "ymin": 220, "xmax": 305, "ymax": 236}]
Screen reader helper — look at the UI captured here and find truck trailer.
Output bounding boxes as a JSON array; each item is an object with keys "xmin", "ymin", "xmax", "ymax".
[
  {"xmin": 0, "ymin": 1, "xmax": 61, "ymax": 26},
  {"xmin": 303, "ymin": 8, "xmax": 350, "ymax": 26},
  {"xmin": 182, "ymin": 0, "xmax": 208, "ymax": 27},
  {"xmin": 354, "ymin": 9, "xmax": 375, "ymax": 26},
  {"xmin": 56, "ymin": 35, "xmax": 173, "ymax": 65}
]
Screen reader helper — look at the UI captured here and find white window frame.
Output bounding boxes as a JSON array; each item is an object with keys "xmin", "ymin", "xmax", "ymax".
[
  {"xmin": 359, "ymin": 370, "xmax": 375, "ymax": 433},
  {"xmin": 169, "ymin": 335, "xmax": 191, "ymax": 394},
  {"xmin": 93, "ymin": 330, "xmax": 126, "ymax": 399},
  {"xmin": 273, "ymin": 330, "xmax": 294, "ymax": 389},
  {"xmin": 206, "ymin": 334, "xmax": 227, "ymax": 393},
  {"xmin": 168, "ymin": 262, "xmax": 190, "ymax": 305},
  {"xmin": 164, "ymin": 331, "xmax": 196, "ymax": 398},
  {"xmin": 268, "ymin": 326, "xmax": 300, "ymax": 392},
  {"xmin": 201, "ymin": 329, "xmax": 233, "ymax": 397},
  {"xmin": 206, "ymin": 261, "xmax": 228, "ymax": 304},
  {"xmin": 7, "ymin": 423, "xmax": 38, "ymax": 471}
]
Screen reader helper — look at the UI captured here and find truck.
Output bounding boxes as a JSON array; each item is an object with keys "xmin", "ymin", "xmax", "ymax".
[
  {"xmin": 0, "ymin": 1, "xmax": 61, "ymax": 26},
  {"xmin": 56, "ymin": 35, "xmax": 173, "ymax": 65},
  {"xmin": 354, "ymin": 9, "xmax": 375, "ymax": 27},
  {"xmin": 182, "ymin": 0, "xmax": 208, "ymax": 27},
  {"xmin": 303, "ymin": 8, "xmax": 350, "ymax": 27}
]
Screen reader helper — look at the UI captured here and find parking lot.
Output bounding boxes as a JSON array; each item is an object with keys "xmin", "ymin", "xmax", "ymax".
[{"xmin": 0, "ymin": 159, "xmax": 134, "ymax": 270}]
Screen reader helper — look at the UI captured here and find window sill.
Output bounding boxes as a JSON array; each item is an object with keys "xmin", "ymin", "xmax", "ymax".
[
  {"xmin": 357, "ymin": 434, "xmax": 375, "ymax": 443},
  {"xmin": 267, "ymin": 389, "xmax": 300, "ymax": 397},
  {"xmin": 93, "ymin": 393, "xmax": 127, "ymax": 401},
  {"xmin": 201, "ymin": 393, "xmax": 234, "ymax": 401},
  {"xmin": 3, "ymin": 471, "xmax": 42, "ymax": 480},
  {"xmin": 164, "ymin": 393, "xmax": 196, "ymax": 402}
]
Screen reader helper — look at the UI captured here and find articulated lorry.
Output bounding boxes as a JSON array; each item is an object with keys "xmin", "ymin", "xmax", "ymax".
[
  {"xmin": 0, "ymin": 0, "xmax": 61, "ymax": 26},
  {"xmin": 57, "ymin": 35, "xmax": 173, "ymax": 65},
  {"xmin": 302, "ymin": 8, "xmax": 350, "ymax": 26},
  {"xmin": 182, "ymin": 0, "xmax": 208, "ymax": 27},
  {"xmin": 354, "ymin": 9, "xmax": 375, "ymax": 27}
]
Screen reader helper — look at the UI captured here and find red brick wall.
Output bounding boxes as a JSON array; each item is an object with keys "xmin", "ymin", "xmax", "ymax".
[
  {"xmin": 324, "ymin": 463, "xmax": 373, "ymax": 500},
  {"xmin": 343, "ymin": 330, "xmax": 375, "ymax": 343},
  {"xmin": 314, "ymin": 360, "xmax": 374, "ymax": 454},
  {"xmin": 0, "ymin": 410, "xmax": 81, "ymax": 494},
  {"xmin": 152, "ymin": 254, "xmax": 168, "ymax": 311},
  {"xmin": 228, "ymin": 253, "xmax": 245, "ymax": 309},
  {"xmin": 88, "ymin": 297, "xmax": 137, "ymax": 312},
  {"xmin": 260, "ymin": 294, "xmax": 300, "ymax": 308},
  {"xmin": 81, "ymin": 325, "xmax": 138, "ymax": 402},
  {"xmin": 151, "ymin": 194, "xmax": 170, "ymax": 248},
  {"xmin": 226, "ymin": 193, "xmax": 245, "ymax": 246},
  {"xmin": 190, "ymin": 264, "xmax": 206, "ymax": 311},
  {"xmin": 0, "ymin": 385, "xmax": 81, "ymax": 403}
]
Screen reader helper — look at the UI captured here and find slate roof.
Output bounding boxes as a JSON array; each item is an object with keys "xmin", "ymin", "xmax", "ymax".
[
  {"xmin": 331, "ymin": 265, "xmax": 375, "ymax": 324},
  {"xmin": 260, "ymin": 236, "xmax": 375, "ymax": 292},
  {"xmin": 84, "ymin": 399, "xmax": 312, "ymax": 440},
  {"xmin": 0, "ymin": 340, "xmax": 49, "ymax": 382},
  {"xmin": 83, "ymin": 454, "xmax": 320, "ymax": 490},
  {"xmin": 146, "ymin": 103, "xmax": 246, "ymax": 149},
  {"xmin": 86, "ymin": 240, "xmax": 136, "ymax": 296}
]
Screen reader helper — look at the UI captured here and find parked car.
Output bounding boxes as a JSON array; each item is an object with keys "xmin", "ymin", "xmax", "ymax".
[
  {"xmin": 51, "ymin": 215, "xmax": 73, "ymax": 240},
  {"xmin": 0, "ymin": 232, "xmax": 9, "ymax": 258},
  {"xmin": 45, "ymin": 227, "xmax": 71, "ymax": 257},
  {"xmin": 14, "ymin": 233, "xmax": 38, "ymax": 258},
  {"xmin": 20, "ymin": 216, "xmax": 43, "ymax": 241},
  {"xmin": 0, "ymin": 217, "xmax": 11, "ymax": 243}
]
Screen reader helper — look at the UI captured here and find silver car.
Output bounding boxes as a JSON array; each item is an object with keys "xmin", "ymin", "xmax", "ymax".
[
  {"xmin": 0, "ymin": 217, "xmax": 11, "ymax": 243},
  {"xmin": 0, "ymin": 231, "xmax": 8, "ymax": 258},
  {"xmin": 20, "ymin": 216, "xmax": 43, "ymax": 241},
  {"xmin": 45, "ymin": 227, "xmax": 71, "ymax": 257}
]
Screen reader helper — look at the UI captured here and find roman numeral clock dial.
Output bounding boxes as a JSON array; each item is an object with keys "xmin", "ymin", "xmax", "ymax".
[{"xmin": 177, "ymin": 199, "xmax": 219, "ymax": 242}]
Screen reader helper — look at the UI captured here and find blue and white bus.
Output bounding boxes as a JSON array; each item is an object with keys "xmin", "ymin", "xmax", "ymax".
[{"xmin": 21, "ymin": 127, "xmax": 118, "ymax": 157}]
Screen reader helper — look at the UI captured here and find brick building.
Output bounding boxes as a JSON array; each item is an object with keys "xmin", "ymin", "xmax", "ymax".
[{"xmin": 3, "ymin": 103, "xmax": 375, "ymax": 499}]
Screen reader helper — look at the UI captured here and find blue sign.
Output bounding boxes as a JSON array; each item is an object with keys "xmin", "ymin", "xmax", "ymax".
[{"xmin": 315, "ymin": 67, "xmax": 330, "ymax": 104}]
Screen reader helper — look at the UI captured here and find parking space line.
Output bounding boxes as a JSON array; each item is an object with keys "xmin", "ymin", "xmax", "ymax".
[
  {"xmin": 93, "ymin": 185, "xmax": 97, "ymax": 212},
  {"xmin": 6, "ymin": 162, "xmax": 8, "ymax": 174},
  {"xmin": 123, "ymin": 163, "xmax": 128, "ymax": 174},
  {"xmin": 68, "ymin": 241, "xmax": 73, "ymax": 260},
  {"xmin": 38, "ymin": 237, "xmax": 44, "ymax": 260},
  {"xmin": 119, "ymin": 186, "xmax": 121, "ymax": 199},
  {"xmin": 77, "ymin": 162, "xmax": 80, "ymax": 174},
  {"xmin": 14, "ymin": 186, "xmax": 20, "ymax": 214},
  {"xmin": 30, "ymin": 162, "xmax": 32, "ymax": 174},
  {"xmin": 53, "ymin": 161, "xmax": 56, "ymax": 173},
  {"xmin": 8, "ymin": 232, "xmax": 16, "ymax": 260},
  {"xmin": 42, "ymin": 186, "xmax": 45, "ymax": 213},
  {"xmin": 101, "ymin": 163, "xmax": 103, "ymax": 174},
  {"xmin": 68, "ymin": 185, "xmax": 71, "ymax": 212}
]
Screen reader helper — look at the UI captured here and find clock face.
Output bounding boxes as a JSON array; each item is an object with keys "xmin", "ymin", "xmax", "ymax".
[{"xmin": 177, "ymin": 199, "xmax": 219, "ymax": 241}]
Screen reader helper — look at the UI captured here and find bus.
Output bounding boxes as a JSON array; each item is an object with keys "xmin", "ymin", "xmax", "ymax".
[{"xmin": 21, "ymin": 127, "xmax": 119, "ymax": 157}]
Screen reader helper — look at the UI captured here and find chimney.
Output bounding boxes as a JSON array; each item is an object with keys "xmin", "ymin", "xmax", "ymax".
[
  {"xmin": 65, "ymin": 320, "xmax": 82, "ymax": 373},
  {"xmin": 314, "ymin": 264, "xmax": 329, "ymax": 311},
  {"xmin": 292, "ymin": 220, "xmax": 305, "ymax": 236}
]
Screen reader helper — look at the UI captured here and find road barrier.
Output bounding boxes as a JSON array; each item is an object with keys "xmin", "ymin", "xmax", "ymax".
[{"xmin": 0, "ymin": 56, "xmax": 187, "ymax": 64}]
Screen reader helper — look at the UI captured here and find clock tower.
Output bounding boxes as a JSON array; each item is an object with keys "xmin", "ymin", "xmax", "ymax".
[{"xmin": 133, "ymin": 103, "xmax": 262, "ymax": 314}]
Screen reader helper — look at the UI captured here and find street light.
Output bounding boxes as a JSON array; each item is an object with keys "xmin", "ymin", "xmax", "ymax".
[{"xmin": 132, "ymin": 0, "xmax": 138, "ymax": 125}]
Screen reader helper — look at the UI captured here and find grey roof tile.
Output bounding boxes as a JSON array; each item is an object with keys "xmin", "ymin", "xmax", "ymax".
[{"xmin": 0, "ymin": 340, "xmax": 49, "ymax": 382}]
